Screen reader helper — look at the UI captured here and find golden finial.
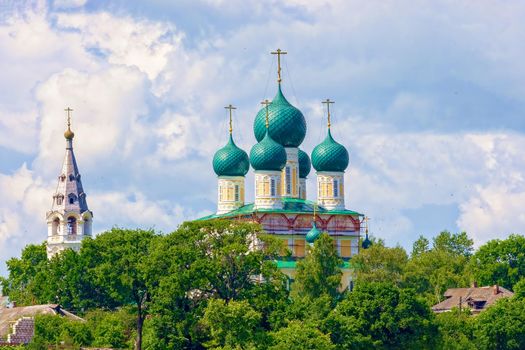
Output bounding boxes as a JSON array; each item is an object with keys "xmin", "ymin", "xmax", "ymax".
[
  {"xmin": 364, "ymin": 216, "xmax": 370, "ymax": 234},
  {"xmin": 313, "ymin": 203, "xmax": 318, "ymax": 221},
  {"xmin": 224, "ymin": 104, "xmax": 236, "ymax": 135},
  {"xmin": 271, "ymin": 48, "xmax": 287, "ymax": 84},
  {"xmin": 261, "ymin": 99, "xmax": 271, "ymax": 129},
  {"xmin": 322, "ymin": 99, "xmax": 335, "ymax": 129},
  {"xmin": 64, "ymin": 107, "xmax": 75, "ymax": 140}
]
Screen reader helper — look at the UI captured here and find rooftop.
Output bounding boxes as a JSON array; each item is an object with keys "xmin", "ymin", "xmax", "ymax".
[
  {"xmin": 198, "ymin": 197, "xmax": 363, "ymax": 221},
  {"xmin": 432, "ymin": 285, "xmax": 514, "ymax": 313}
]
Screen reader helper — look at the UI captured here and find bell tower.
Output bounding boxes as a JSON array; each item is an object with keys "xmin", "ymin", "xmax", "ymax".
[{"xmin": 46, "ymin": 108, "xmax": 93, "ymax": 259}]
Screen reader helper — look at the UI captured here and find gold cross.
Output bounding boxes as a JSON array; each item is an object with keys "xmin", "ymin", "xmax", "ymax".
[
  {"xmin": 271, "ymin": 48, "xmax": 287, "ymax": 83},
  {"xmin": 224, "ymin": 104, "xmax": 236, "ymax": 134},
  {"xmin": 322, "ymin": 99, "xmax": 335, "ymax": 129},
  {"xmin": 64, "ymin": 107, "xmax": 73, "ymax": 129},
  {"xmin": 364, "ymin": 216, "xmax": 370, "ymax": 234},
  {"xmin": 261, "ymin": 99, "xmax": 271, "ymax": 128}
]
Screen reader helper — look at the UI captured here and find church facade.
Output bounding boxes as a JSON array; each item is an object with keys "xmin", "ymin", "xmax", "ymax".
[{"xmin": 199, "ymin": 50, "xmax": 370, "ymax": 288}]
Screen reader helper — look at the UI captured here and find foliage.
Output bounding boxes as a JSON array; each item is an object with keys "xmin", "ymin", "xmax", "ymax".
[
  {"xmin": 474, "ymin": 296, "xmax": 525, "ymax": 350},
  {"xmin": 404, "ymin": 231, "xmax": 472, "ymax": 304},
  {"xmin": 435, "ymin": 309, "xmax": 476, "ymax": 350},
  {"xmin": 293, "ymin": 233, "xmax": 342, "ymax": 301},
  {"xmin": 470, "ymin": 234, "xmax": 525, "ymax": 290},
  {"xmin": 201, "ymin": 299, "xmax": 264, "ymax": 349},
  {"xmin": 325, "ymin": 281, "xmax": 438, "ymax": 349},
  {"xmin": 351, "ymin": 239, "xmax": 408, "ymax": 285},
  {"xmin": 269, "ymin": 321, "xmax": 335, "ymax": 350},
  {"xmin": 4, "ymin": 225, "xmax": 525, "ymax": 350},
  {"xmin": 1, "ymin": 243, "xmax": 48, "ymax": 306}
]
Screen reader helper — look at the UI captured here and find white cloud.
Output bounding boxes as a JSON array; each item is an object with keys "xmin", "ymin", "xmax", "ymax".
[{"xmin": 53, "ymin": 0, "xmax": 87, "ymax": 9}]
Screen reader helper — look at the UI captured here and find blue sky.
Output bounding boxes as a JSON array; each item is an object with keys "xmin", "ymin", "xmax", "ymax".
[{"xmin": 1, "ymin": 0, "xmax": 524, "ymax": 274}]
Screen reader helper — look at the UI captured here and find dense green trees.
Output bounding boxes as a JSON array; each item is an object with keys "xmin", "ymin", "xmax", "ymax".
[{"xmin": 2, "ymin": 225, "xmax": 524, "ymax": 349}]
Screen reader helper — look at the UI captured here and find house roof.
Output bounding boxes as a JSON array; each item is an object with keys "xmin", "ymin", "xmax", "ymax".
[
  {"xmin": 432, "ymin": 285, "xmax": 514, "ymax": 312},
  {"xmin": 197, "ymin": 197, "xmax": 363, "ymax": 221},
  {"xmin": 0, "ymin": 304, "xmax": 83, "ymax": 337}
]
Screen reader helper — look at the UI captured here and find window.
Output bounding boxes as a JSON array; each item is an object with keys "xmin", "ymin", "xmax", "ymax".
[
  {"xmin": 263, "ymin": 178, "xmax": 270, "ymax": 196},
  {"xmin": 271, "ymin": 178, "xmax": 276, "ymax": 196},
  {"xmin": 69, "ymin": 197, "xmax": 74, "ymax": 204},
  {"xmin": 285, "ymin": 167, "xmax": 291, "ymax": 194},
  {"xmin": 294, "ymin": 239, "xmax": 305, "ymax": 257},
  {"xmin": 292, "ymin": 168, "xmax": 297, "ymax": 195},
  {"xmin": 227, "ymin": 186, "xmax": 234, "ymax": 201},
  {"xmin": 52, "ymin": 218, "xmax": 60, "ymax": 235},
  {"xmin": 56, "ymin": 195, "xmax": 63, "ymax": 205},
  {"xmin": 334, "ymin": 180, "xmax": 339, "ymax": 197},
  {"xmin": 219, "ymin": 186, "xmax": 223, "ymax": 201},
  {"xmin": 340, "ymin": 239, "xmax": 351, "ymax": 257},
  {"xmin": 67, "ymin": 217, "xmax": 77, "ymax": 235},
  {"xmin": 235, "ymin": 185, "xmax": 240, "ymax": 201},
  {"xmin": 327, "ymin": 182, "xmax": 333, "ymax": 197},
  {"xmin": 69, "ymin": 174, "xmax": 75, "ymax": 181}
]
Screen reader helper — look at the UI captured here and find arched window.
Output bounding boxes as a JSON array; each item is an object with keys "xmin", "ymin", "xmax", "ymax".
[
  {"xmin": 67, "ymin": 217, "xmax": 77, "ymax": 235},
  {"xmin": 68, "ymin": 194, "xmax": 77, "ymax": 204},
  {"xmin": 334, "ymin": 180, "xmax": 339, "ymax": 197},
  {"xmin": 56, "ymin": 195, "xmax": 63, "ymax": 205},
  {"xmin": 52, "ymin": 217, "xmax": 60, "ymax": 235},
  {"xmin": 83, "ymin": 217, "xmax": 92, "ymax": 236},
  {"xmin": 285, "ymin": 167, "xmax": 291, "ymax": 195},
  {"xmin": 270, "ymin": 178, "xmax": 276, "ymax": 196},
  {"xmin": 235, "ymin": 185, "xmax": 240, "ymax": 202},
  {"xmin": 69, "ymin": 174, "xmax": 75, "ymax": 181}
]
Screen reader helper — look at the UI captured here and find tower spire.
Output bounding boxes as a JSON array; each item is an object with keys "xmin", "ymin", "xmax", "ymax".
[
  {"xmin": 224, "ymin": 104, "xmax": 236, "ymax": 135},
  {"xmin": 271, "ymin": 48, "xmax": 287, "ymax": 84},
  {"xmin": 322, "ymin": 99, "xmax": 335, "ymax": 129},
  {"xmin": 64, "ymin": 107, "xmax": 75, "ymax": 140},
  {"xmin": 261, "ymin": 99, "xmax": 271, "ymax": 128}
]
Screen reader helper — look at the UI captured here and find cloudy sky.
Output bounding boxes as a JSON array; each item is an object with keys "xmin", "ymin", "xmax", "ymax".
[{"xmin": 1, "ymin": 0, "xmax": 524, "ymax": 273}]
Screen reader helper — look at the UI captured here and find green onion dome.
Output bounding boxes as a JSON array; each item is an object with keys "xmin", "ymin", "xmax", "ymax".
[
  {"xmin": 253, "ymin": 85, "xmax": 307, "ymax": 147},
  {"xmin": 311, "ymin": 129, "xmax": 349, "ymax": 172},
  {"xmin": 306, "ymin": 221, "xmax": 321, "ymax": 244},
  {"xmin": 298, "ymin": 148, "xmax": 311, "ymax": 179},
  {"xmin": 213, "ymin": 135, "xmax": 250, "ymax": 177},
  {"xmin": 250, "ymin": 130, "xmax": 287, "ymax": 171},
  {"xmin": 362, "ymin": 233, "xmax": 372, "ymax": 249}
]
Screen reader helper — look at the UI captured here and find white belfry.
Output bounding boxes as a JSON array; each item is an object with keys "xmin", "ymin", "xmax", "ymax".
[{"xmin": 46, "ymin": 108, "xmax": 93, "ymax": 259}]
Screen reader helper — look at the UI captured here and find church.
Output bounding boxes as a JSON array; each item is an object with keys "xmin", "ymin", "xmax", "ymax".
[
  {"xmin": 198, "ymin": 49, "xmax": 370, "ymax": 288},
  {"xmin": 44, "ymin": 50, "xmax": 370, "ymax": 288}
]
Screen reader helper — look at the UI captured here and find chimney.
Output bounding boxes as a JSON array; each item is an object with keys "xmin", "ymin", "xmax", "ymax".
[
  {"xmin": 493, "ymin": 284, "xmax": 499, "ymax": 295},
  {"xmin": 471, "ymin": 281, "xmax": 478, "ymax": 288}
]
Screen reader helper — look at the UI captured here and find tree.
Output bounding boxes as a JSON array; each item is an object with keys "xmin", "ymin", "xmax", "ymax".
[
  {"xmin": 435, "ymin": 309, "xmax": 476, "ymax": 350},
  {"xmin": 433, "ymin": 231, "xmax": 473, "ymax": 257},
  {"xmin": 351, "ymin": 240, "xmax": 408, "ymax": 285},
  {"xmin": 474, "ymin": 297, "xmax": 525, "ymax": 349},
  {"xmin": 325, "ymin": 281, "xmax": 438, "ymax": 349},
  {"xmin": 411, "ymin": 235, "xmax": 430, "ymax": 257},
  {"xmin": 201, "ymin": 299, "xmax": 263, "ymax": 349},
  {"xmin": 80, "ymin": 228, "xmax": 158, "ymax": 350},
  {"xmin": 404, "ymin": 231, "xmax": 473, "ymax": 304},
  {"xmin": 1, "ymin": 243, "xmax": 48, "ymax": 305},
  {"xmin": 270, "ymin": 321, "xmax": 335, "ymax": 350},
  {"xmin": 470, "ymin": 234, "xmax": 525, "ymax": 290},
  {"xmin": 293, "ymin": 233, "xmax": 342, "ymax": 300},
  {"xmin": 145, "ymin": 220, "xmax": 287, "ymax": 349}
]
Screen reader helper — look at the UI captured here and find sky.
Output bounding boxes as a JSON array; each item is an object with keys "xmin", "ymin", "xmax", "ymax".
[{"xmin": 0, "ymin": 0, "xmax": 524, "ymax": 274}]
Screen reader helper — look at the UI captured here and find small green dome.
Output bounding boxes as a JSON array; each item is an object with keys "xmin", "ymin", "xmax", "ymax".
[
  {"xmin": 213, "ymin": 135, "xmax": 249, "ymax": 177},
  {"xmin": 311, "ymin": 129, "xmax": 349, "ymax": 172},
  {"xmin": 362, "ymin": 233, "xmax": 372, "ymax": 249},
  {"xmin": 298, "ymin": 148, "xmax": 311, "ymax": 179},
  {"xmin": 250, "ymin": 130, "xmax": 287, "ymax": 171},
  {"xmin": 253, "ymin": 85, "xmax": 307, "ymax": 147},
  {"xmin": 306, "ymin": 221, "xmax": 321, "ymax": 244}
]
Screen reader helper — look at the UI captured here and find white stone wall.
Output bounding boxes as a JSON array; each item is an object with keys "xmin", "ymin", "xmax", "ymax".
[
  {"xmin": 317, "ymin": 171, "xmax": 345, "ymax": 210},
  {"xmin": 254, "ymin": 170, "xmax": 283, "ymax": 210},
  {"xmin": 217, "ymin": 176, "xmax": 245, "ymax": 214},
  {"xmin": 281, "ymin": 147, "xmax": 299, "ymax": 198}
]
